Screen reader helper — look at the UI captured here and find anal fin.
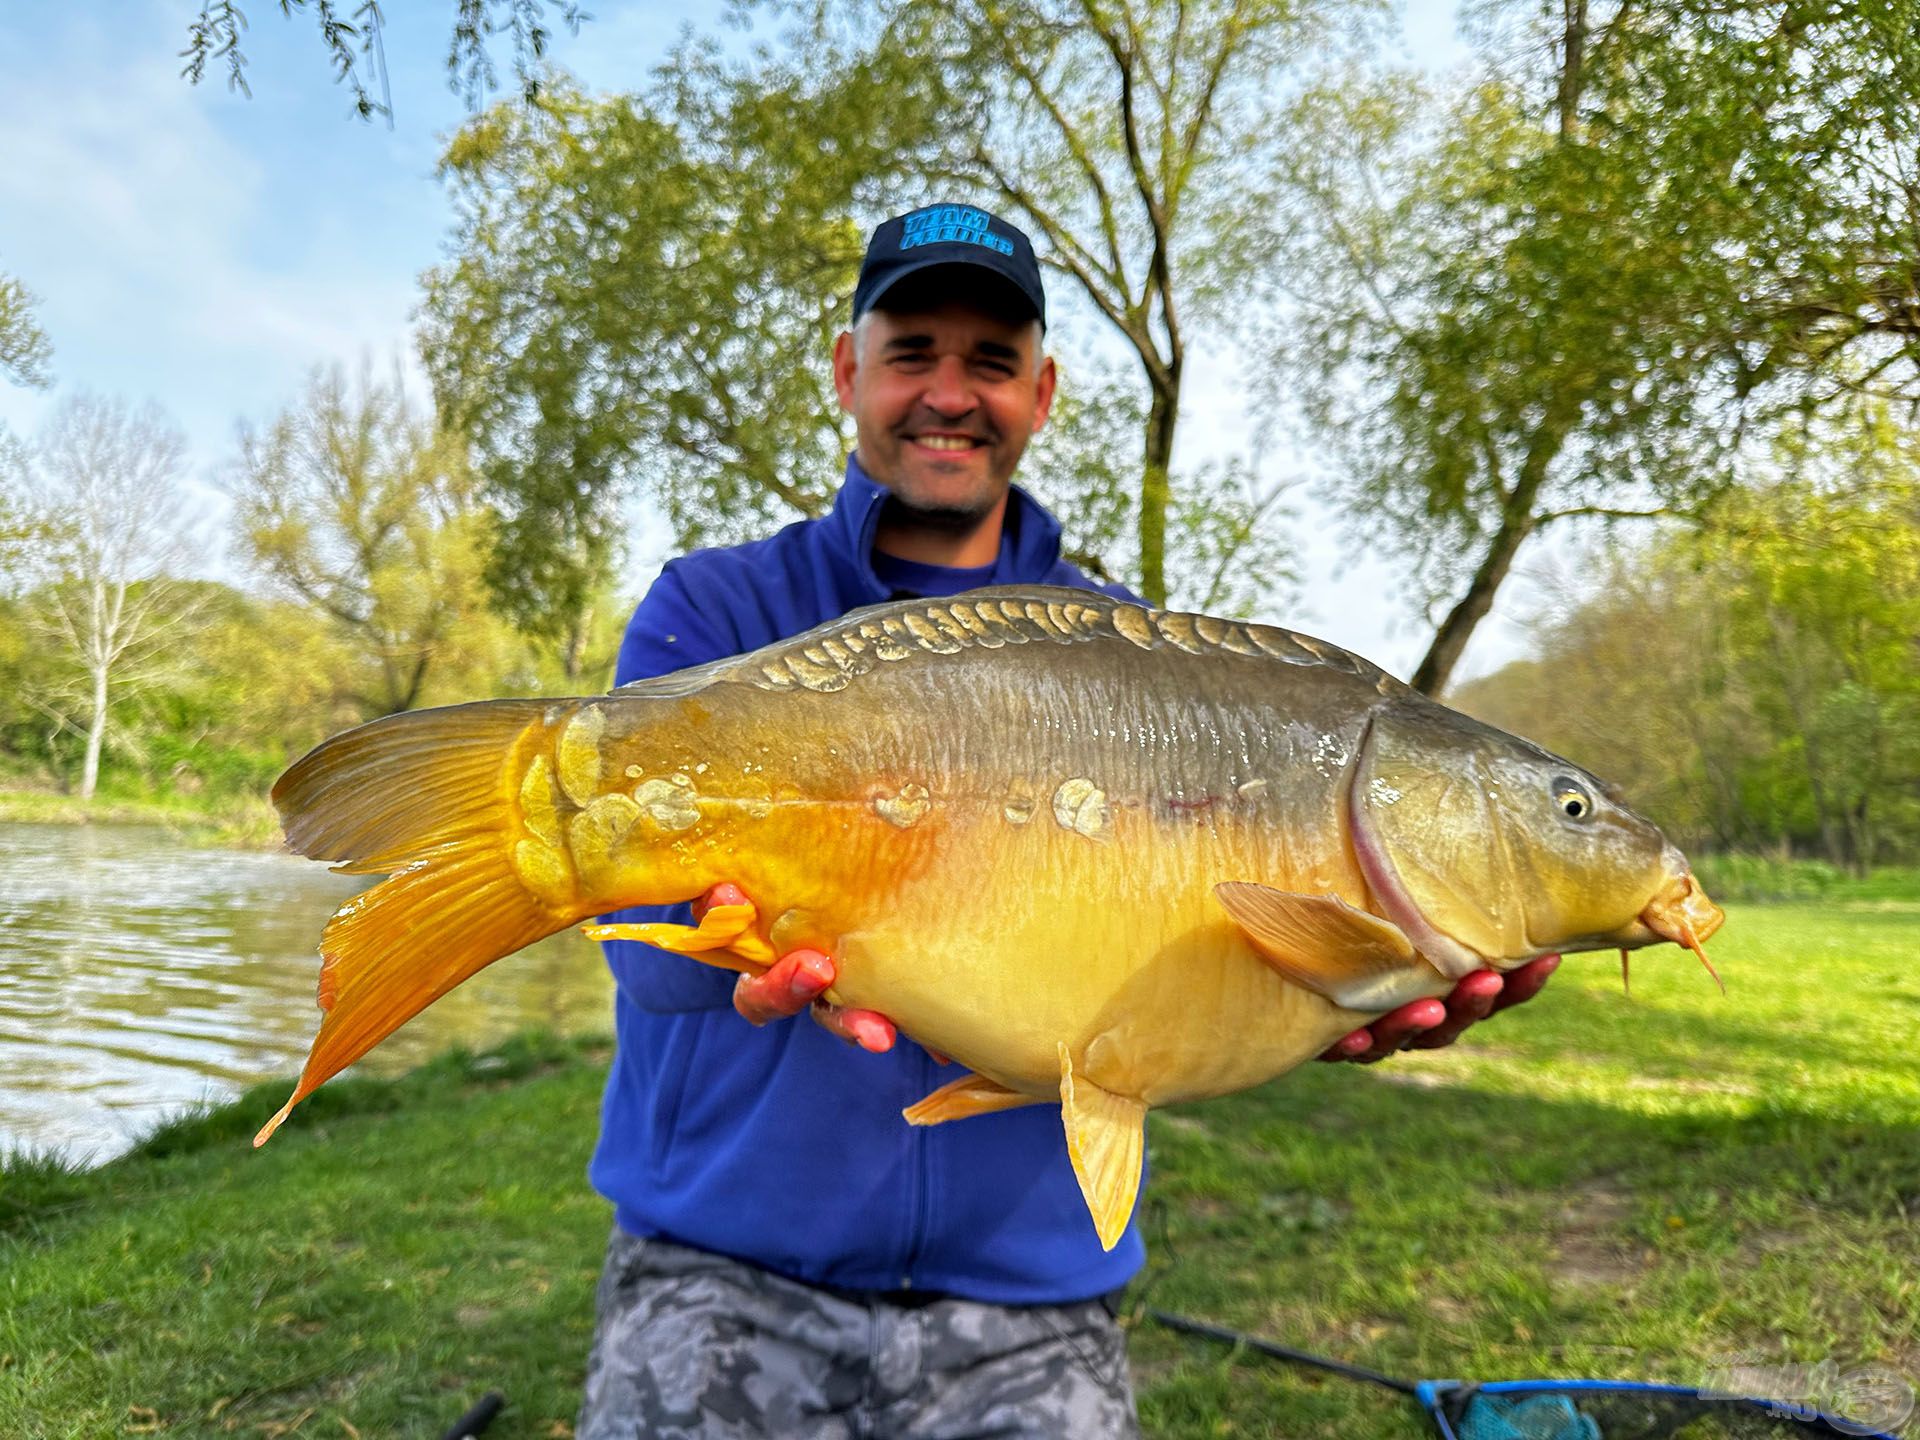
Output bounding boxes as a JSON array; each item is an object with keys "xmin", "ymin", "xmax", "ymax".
[
  {"xmin": 1215, "ymin": 881, "xmax": 1443, "ymax": 1012},
  {"xmin": 903, "ymin": 1072, "xmax": 1045, "ymax": 1126},
  {"xmin": 582, "ymin": 900, "xmax": 778, "ymax": 975},
  {"xmin": 1057, "ymin": 1043, "xmax": 1146, "ymax": 1253}
]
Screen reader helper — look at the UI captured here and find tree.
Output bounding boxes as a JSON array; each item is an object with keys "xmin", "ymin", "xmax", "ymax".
[
  {"xmin": 230, "ymin": 362, "xmax": 511, "ymax": 715},
  {"xmin": 1458, "ymin": 405, "xmax": 1920, "ymax": 869},
  {"xmin": 0, "ymin": 270, "xmax": 52, "ymax": 389},
  {"xmin": 180, "ymin": 0, "xmax": 586, "ymax": 119},
  {"xmin": 425, "ymin": 3, "xmax": 1339, "ymax": 623},
  {"xmin": 1270, "ymin": 0, "xmax": 1920, "ymax": 694},
  {"xmin": 421, "ymin": 78, "xmax": 865, "ymax": 641},
  {"xmin": 1696, "ymin": 414, "xmax": 1920, "ymax": 870},
  {"xmin": 21, "ymin": 395, "xmax": 206, "ymax": 802},
  {"xmin": 750, "ymin": 0, "xmax": 1350, "ymax": 607}
]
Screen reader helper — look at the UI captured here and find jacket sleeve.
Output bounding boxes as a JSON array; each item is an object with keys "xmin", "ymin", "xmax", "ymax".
[{"xmin": 598, "ymin": 562, "xmax": 744, "ymax": 1014}]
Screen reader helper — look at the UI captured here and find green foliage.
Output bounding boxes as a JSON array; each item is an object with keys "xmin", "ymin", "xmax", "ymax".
[
  {"xmin": 422, "ymin": 76, "xmax": 868, "ymax": 636},
  {"xmin": 1272, "ymin": 0, "xmax": 1920, "ymax": 691},
  {"xmin": 1456, "ymin": 406, "xmax": 1920, "ymax": 869},
  {"xmin": 0, "ymin": 269, "xmax": 52, "ymax": 389},
  {"xmin": 1690, "ymin": 853, "xmax": 1846, "ymax": 905},
  {"xmin": 179, "ymin": 0, "xmax": 587, "ymax": 118},
  {"xmin": 229, "ymin": 362, "xmax": 540, "ymax": 717},
  {"xmin": 425, "ymin": 1, "xmax": 1338, "ymax": 622},
  {"xmin": 763, "ymin": 0, "xmax": 1357, "ymax": 606}
]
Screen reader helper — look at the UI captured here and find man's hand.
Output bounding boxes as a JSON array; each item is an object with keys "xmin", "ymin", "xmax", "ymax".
[
  {"xmin": 1316, "ymin": 954, "xmax": 1561, "ymax": 1063},
  {"xmin": 732, "ymin": 948, "xmax": 900, "ymax": 1054}
]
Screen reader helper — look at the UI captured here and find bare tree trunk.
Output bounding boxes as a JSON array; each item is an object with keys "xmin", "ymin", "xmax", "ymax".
[
  {"xmin": 1138, "ymin": 381, "xmax": 1178, "ymax": 607},
  {"xmin": 80, "ymin": 662, "xmax": 107, "ymax": 802}
]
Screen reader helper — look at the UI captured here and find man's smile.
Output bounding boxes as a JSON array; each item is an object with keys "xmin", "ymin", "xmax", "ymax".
[{"xmin": 908, "ymin": 432, "xmax": 988, "ymax": 453}]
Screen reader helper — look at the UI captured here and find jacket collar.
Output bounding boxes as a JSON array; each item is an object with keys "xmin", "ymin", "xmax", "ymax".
[{"xmin": 826, "ymin": 453, "xmax": 1066, "ymax": 603}]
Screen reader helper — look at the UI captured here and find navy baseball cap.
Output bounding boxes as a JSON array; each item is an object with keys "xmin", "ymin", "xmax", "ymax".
[{"xmin": 852, "ymin": 203, "xmax": 1047, "ymax": 330}]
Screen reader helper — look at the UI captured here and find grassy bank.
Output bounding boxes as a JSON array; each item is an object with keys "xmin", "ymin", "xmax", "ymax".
[
  {"xmin": 5, "ymin": 904, "xmax": 1917, "ymax": 1437},
  {"xmin": 0, "ymin": 787, "xmax": 282, "ymax": 847}
]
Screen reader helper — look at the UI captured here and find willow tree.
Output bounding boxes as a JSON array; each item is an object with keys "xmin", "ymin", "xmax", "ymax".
[
  {"xmin": 179, "ymin": 0, "xmax": 585, "ymax": 118},
  {"xmin": 230, "ymin": 364, "xmax": 501, "ymax": 714},
  {"xmin": 1270, "ymin": 0, "xmax": 1920, "ymax": 693}
]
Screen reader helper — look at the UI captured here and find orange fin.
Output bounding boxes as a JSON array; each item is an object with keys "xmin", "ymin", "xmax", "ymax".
[
  {"xmin": 1215, "ymin": 881, "xmax": 1440, "ymax": 1012},
  {"xmin": 257, "ymin": 701, "xmax": 572, "ymax": 1146},
  {"xmin": 903, "ymin": 1072, "xmax": 1046, "ymax": 1126},
  {"xmin": 1058, "ymin": 1043, "xmax": 1146, "ymax": 1252},
  {"xmin": 582, "ymin": 901, "xmax": 776, "ymax": 972}
]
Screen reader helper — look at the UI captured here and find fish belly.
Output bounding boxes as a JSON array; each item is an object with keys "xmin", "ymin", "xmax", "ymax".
[{"xmin": 817, "ymin": 804, "xmax": 1367, "ymax": 1107}]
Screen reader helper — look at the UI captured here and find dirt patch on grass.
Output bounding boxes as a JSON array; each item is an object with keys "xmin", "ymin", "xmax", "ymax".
[
  {"xmin": 1154, "ymin": 1113, "xmax": 1214, "ymax": 1138},
  {"xmin": 1547, "ymin": 1183, "xmax": 1648, "ymax": 1290},
  {"xmin": 1626, "ymin": 1076, "xmax": 1759, "ymax": 1097}
]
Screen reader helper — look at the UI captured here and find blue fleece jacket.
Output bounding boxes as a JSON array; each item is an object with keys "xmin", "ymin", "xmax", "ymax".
[{"xmin": 589, "ymin": 456, "xmax": 1148, "ymax": 1303}]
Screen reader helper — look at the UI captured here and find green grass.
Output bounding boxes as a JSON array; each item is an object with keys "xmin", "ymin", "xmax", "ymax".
[
  {"xmin": 4, "ymin": 907, "xmax": 1917, "ymax": 1438},
  {"xmin": 0, "ymin": 788, "xmax": 282, "ymax": 847},
  {"xmin": 1693, "ymin": 852, "xmax": 1920, "ymax": 905}
]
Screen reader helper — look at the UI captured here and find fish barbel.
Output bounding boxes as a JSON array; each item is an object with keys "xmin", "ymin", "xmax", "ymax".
[{"xmin": 262, "ymin": 585, "xmax": 1725, "ymax": 1247}]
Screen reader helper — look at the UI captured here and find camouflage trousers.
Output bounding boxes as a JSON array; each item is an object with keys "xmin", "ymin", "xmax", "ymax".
[{"xmin": 577, "ymin": 1228, "xmax": 1140, "ymax": 1439}]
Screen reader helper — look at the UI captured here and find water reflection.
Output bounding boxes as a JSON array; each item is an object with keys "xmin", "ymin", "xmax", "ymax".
[{"xmin": 0, "ymin": 822, "xmax": 612, "ymax": 1162}]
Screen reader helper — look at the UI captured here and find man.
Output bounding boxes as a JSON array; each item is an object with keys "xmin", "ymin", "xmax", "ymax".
[{"xmin": 578, "ymin": 202, "xmax": 1557, "ymax": 1438}]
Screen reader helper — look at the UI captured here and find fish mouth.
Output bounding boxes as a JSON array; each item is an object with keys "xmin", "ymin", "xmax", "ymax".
[{"xmin": 1620, "ymin": 865, "xmax": 1727, "ymax": 993}]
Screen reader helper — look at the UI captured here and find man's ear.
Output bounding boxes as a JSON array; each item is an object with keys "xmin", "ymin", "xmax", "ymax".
[
  {"xmin": 1031, "ymin": 355, "xmax": 1058, "ymax": 433},
  {"xmin": 832, "ymin": 331, "xmax": 858, "ymax": 414}
]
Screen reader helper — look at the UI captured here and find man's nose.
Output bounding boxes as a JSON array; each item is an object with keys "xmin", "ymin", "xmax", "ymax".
[{"xmin": 921, "ymin": 355, "xmax": 977, "ymax": 417}]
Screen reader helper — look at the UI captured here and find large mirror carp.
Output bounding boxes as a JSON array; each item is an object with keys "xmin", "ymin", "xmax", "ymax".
[{"xmin": 260, "ymin": 585, "xmax": 1724, "ymax": 1248}]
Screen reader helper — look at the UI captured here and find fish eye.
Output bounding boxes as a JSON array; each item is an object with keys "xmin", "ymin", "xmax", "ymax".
[{"xmin": 1552, "ymin": 776, "xmax": 1594, "ymax": 821}]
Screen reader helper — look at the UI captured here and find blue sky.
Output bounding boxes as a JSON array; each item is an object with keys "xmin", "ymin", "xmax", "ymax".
[{"xmin": 0, "ymin": 0, "xmax": 1550, "ymax": 681}]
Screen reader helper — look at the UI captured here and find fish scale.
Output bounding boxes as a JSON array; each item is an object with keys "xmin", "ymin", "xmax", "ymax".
[{"xmin": 260, "ymin": 585, "xmax": 1725, "ymax": 1249}]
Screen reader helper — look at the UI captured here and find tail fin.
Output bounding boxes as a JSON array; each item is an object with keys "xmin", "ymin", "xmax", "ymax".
[{"xmin": 258, "ymin": 700, "xmax": 570, "ymax": 1146}]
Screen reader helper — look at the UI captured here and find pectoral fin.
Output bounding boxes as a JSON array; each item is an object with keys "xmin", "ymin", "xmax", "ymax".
[
  {"xmin": 1215, "ymin": 882, "xmax": 1441, "ymax": 1012},
  {"xmin": 903, "ymin": 1072, "xmax": 1046, "ymax": 1126},
  {"xmin": 1057, "ymin": 1043, "xmax": 1146, "ymax": 1252},
  {"xmin": 582, "ymin": 900, "xmax": 778, "ymax": 974}
]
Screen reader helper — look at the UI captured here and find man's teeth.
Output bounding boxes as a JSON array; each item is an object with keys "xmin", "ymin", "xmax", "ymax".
[{"xmin": 916, "ymin": 436, "xmax": 977, "ymax": 451}]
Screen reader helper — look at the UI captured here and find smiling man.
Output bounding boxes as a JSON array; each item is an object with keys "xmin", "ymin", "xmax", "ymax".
[{"xmin": 576, "ymin": 203, "xmax": 1556, "ymax": 1439}]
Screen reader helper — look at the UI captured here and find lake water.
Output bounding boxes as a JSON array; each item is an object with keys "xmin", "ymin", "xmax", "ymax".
[{"xmin": 0, "ymin": 821, "xmax": 613, "ymax": 1163}]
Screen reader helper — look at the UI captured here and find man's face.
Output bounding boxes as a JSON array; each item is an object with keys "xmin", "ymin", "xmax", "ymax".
[{"xmin": 832, "ymin": 294, "xmax": 1057, "ymax": 528}]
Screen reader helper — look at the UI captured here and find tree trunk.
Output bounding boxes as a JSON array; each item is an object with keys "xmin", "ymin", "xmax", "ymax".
[
  {"xmin": 1138, "ymin": 381, "xmax": 1178, "ymax": 606},
  {"xmin": 563, "ymin": 602, "xmax": 593, "ymax": 683},
  {"xmin": 80, "ymin": 663, "xmax": 107, "ymax": 802},
  {"xmin": 1412, "ymin": 409, "xmax": 1575, "ymax": 696},
  {"xmin": 1411, "ymin": 512, "xmax": 1536, "ymax": 697}
]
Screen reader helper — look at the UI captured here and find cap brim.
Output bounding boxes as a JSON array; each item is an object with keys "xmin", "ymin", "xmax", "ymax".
[{"xmin": 864, "ymin": 260, "xmax": 1042, "ymax": 326}]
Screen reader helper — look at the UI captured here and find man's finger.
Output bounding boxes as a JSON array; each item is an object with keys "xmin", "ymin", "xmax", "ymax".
[
  {"xmin": 1356, "ymin": 997, "xmax": 1447, "ymax": 1061},
  {"xmin": 1490, "ymin": 953, "xmax": 1560, "ymax": 1012},
  {"xmin": 1407, "ymin": 970, "xmax": 1503, "ymax": 1050},
  {"xmin": 810, "ymin": 1003, "xmax": 896, "ymax": 1054},
  {"xmin": 733, "ymin": 948, "xmax": 835, "ymax": 1026},
  {"xmin": 1317, "ymin": 1000, "xmax": 1447, "ymax": 1063},
  {"xmin": 1316, "ymin": 1030, "xmax": 1374, "ymax": 1061}
]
